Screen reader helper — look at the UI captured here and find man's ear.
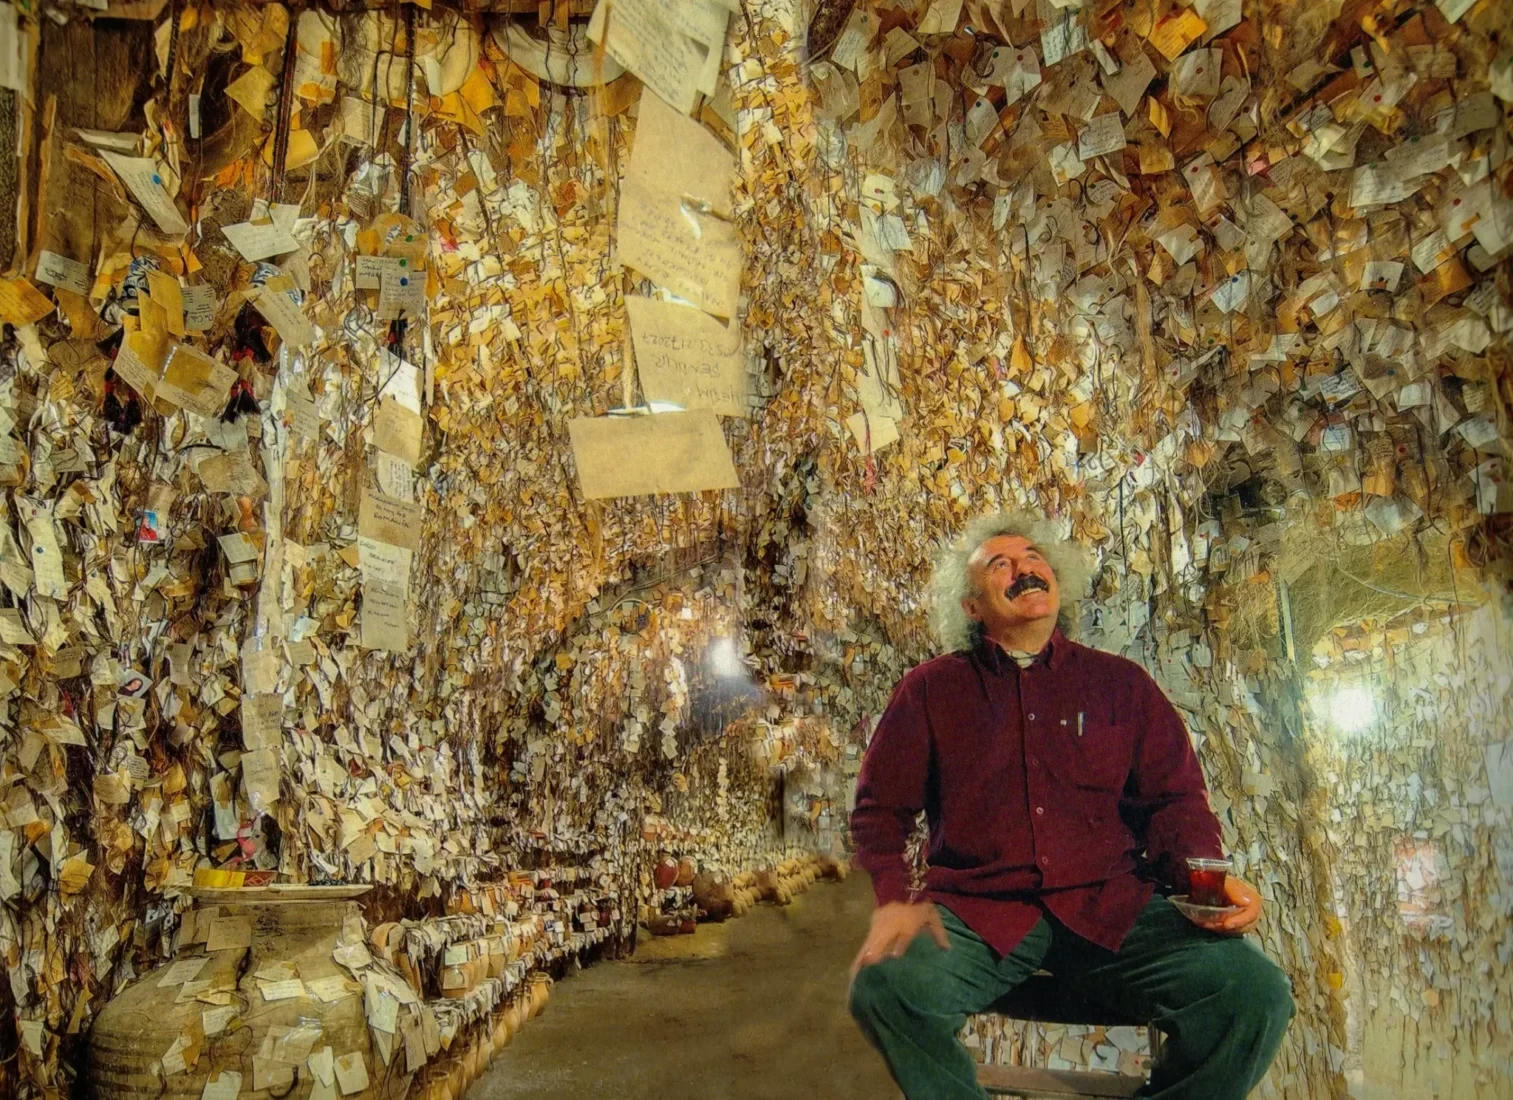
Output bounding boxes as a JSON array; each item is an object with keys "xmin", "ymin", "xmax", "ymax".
[{"xmin": 961, "ymin": 596, "xmax": 981, "ymax": 624}]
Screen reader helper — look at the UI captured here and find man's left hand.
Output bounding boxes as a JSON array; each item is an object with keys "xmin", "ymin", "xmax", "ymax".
[{"xmin": 1183, "ymin": 876, "xmax": 1262, "ymax": 935}]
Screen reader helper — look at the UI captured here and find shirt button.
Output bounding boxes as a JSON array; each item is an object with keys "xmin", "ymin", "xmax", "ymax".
[
  {"xmin": 1035, "ymin": 806, "xmax": 1044, "ymax": 815},
  {"xmin": 1028, "ymin": 713, "xmax": 1036, "ymax": 720},
  {"xmin": 1040, "ymin": 856, "xmax": 1049, "ymax": 865}
]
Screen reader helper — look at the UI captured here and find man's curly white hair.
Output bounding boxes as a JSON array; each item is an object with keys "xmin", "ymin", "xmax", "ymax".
[{"xmin": 929, "ymin": 511, "xmax": 1093, "ymax": 652}]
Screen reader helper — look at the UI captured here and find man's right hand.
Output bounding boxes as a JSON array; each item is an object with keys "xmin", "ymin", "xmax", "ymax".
[{"xmin": 850, "ymin": 901, "xmax": 950, "ymax": 977}]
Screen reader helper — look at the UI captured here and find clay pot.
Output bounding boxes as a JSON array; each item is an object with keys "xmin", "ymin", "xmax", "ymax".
[
  {"xmin": 88, "ymin": 886, "xmax": 409, "ymax": 1099},
  {"xmin": 676, "ymin": 856, "xmax": 697, "ymax": 887},
  {"xmin": 528, "ymin": 974, "xmax": 552, "ymax": 1017},
  {"xmin": 692, "ymin": 873, "xmax": 735, "ymax": 921},
  {"xmin": 654, "ymin": 854, "xmax": 680, "ymax": 890}
]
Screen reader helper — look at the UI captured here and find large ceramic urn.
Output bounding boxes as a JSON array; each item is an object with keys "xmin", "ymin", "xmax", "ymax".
[{"xmin": 88, "ymin": 885, "xmax": 412, "ymax": 1099}]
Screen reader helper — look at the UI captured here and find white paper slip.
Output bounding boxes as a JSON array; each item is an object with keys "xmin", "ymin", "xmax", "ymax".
[
  {"xmin": 182, "ymin": 284, "xmax": 216, "ymax": 330},
  {"xmin": 254, "ymin": 283, "xmax": 315, "ymax": 348},
  {"xmin": 334, "ymin": 1052, "xmax": 370, "ymax": 1094},
  {"xmin": 201, "ymin": 1070, "xmax": 242, "ymax": 1100},
  {"xmin": 202, "ymin": 1004, "xmax": 239, "ymax": 1036},
  {"xmin": 100, "ymin": 152, "xmax": 189, "ymax": 236},
  {"xmin": 35, "ymin": 251, "xmax": 91, "ymax": 296},
  {"xmin": 221, "ymin": 220, "xmax": 300, "ymax": 262},
  {"xmin": 157, "ymin": 957, "xmax": 209, "ymax": 987},
  {"xmin": 355, "ymin": 255, "xmax": 405, "ymax": 290},
  {"xmin": 259, "ymin": 978, "xmax": 307, "ymax": 1001},
  {"xmin": 73, "ymin": 128, "xmax": 140, "ymax": 152}
]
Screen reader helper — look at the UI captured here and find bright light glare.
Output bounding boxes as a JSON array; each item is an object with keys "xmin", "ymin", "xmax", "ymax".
[
  {"xmin": 709, "ymin": 637, "xmax": 745, "ymax": 679},
  {"xmin": 1328, "ymin": 685, "xmax": 1377, "ymax": 733}
]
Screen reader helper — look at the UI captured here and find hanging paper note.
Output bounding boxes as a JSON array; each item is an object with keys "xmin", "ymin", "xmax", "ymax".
[
  {"xmin": 157, "ymin": 344, "xmax": 237, "ymax": 419},
  {"xmin": 626, "ymin": 295, "xmax": 747, "ymax": 416},
  {"xmin": 589, "ymin": 0, "xmax": 707, "ymax": 115},
  {"xmin": 0, "ymin": 277, "xmax": 56, "ymax": 327},
  {"xmin": 254, "ymin": 281, "xmax": 314, "ymax": 348},
  {"xmin": 35, "ymin": 252, "xmax": 91, "ymax": 297},
  {"xmin": 617, "ymin": 94, "xmax": 741, "ymax": 318},
  {"xmin": 100, "ymin": 152, "xmax": 189, "ymax": 235},
  {"xmin": 568, "ymin": 410, "xmax": 739, "ymax": 499}
]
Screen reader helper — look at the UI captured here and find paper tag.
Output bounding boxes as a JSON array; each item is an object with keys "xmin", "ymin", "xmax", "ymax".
[
  {"xmin": 188, "ymin": 94, "xmax": 202, "ymax": 140},
  {"xmin": 334, "ymin": 1052, "xmax": 370, "ymax": 1095},
  {"xmin": 158, "ymin": 344, "xmax": 237, "ymax": 419},
  {"xmin": 35, "ymin": 251, "xmax": 91, "ymax": 296},
  {"xmin": 100, "ymin": 152, "xmax": 189, "ymax": 235},
  {"xmin": 377, "ymin": 266, "xmax": 426, "ymax": 321},
  {"xmin": 222, "ymin": 220, "xmax": 299, "ymax": 262},
  {"xmin": 355, "ymin": 255, "xmax": 405, "ymax": 290},
  {"xmin": 0, "ymin": 277, "xmax": 55, "ymax": 327},
  {"xmin": 376, "ymin": 451, "xmax": 414, "ymax": 501},
  {"xmin": 254, "ymin": 283, "xmax": 314, "ymax": 348},
  {"xmin": 182, "ymin": 285, "xmax": 216, "ymax": 330}
]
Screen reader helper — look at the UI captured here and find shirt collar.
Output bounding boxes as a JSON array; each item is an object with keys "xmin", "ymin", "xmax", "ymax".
[{"xmin": 974, "ymin": 629, "xmax": 1071, "ymax": 674}]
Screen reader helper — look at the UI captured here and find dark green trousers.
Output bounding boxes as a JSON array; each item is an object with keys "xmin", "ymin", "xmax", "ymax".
[{"xmin": 849, "ymin": 897, "xmax": 1293, "ymax": 1100}]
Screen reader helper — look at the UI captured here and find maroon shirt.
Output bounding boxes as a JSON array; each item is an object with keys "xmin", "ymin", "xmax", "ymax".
[{"xmin": 850, "ymin": 630, "xmax": 1223, "ymax": 955}]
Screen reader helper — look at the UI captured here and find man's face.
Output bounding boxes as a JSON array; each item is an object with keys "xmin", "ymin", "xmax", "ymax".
[{"xmin": 961, "ymin": 534, "xmax": 1060, "ymax": 639}]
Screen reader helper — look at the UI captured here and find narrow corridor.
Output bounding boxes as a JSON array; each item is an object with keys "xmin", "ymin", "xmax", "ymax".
[{"xmin": 472, "ymin": 875, "xmax": 901, "ymax": 1099}]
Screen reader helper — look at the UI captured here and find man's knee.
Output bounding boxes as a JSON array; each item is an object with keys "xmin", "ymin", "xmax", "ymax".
[
  {"xmin": 1227, "ymin": 950, "xmax": 1295, "ymax": 1033},
  {"xmin": 848, "ymin": 962, "xmax": 900, "ymax": 1025}
]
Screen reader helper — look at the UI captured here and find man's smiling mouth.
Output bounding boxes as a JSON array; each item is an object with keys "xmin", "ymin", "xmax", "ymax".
[{"xmin": 1004, "ymin": 574, "xmax": 1051, "ymax": 600}]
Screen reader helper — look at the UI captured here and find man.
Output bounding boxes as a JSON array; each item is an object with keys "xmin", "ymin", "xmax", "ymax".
[{"xmin": 848, "ymin": 513, "xmax": 1293, "ymax": 1100}]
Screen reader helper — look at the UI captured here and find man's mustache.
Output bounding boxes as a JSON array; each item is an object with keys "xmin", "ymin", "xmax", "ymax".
[{"xmin": 1004, "ymin": 574, "xmax": 1051, "ymax": 600}]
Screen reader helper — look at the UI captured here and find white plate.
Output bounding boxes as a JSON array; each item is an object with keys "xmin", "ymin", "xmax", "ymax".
[{"xmin": 1170, "ymin": 894, "xmax": 1241, "ymax": 920}]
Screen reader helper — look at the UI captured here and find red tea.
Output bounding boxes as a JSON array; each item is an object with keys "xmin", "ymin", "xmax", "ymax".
[{"xmin": 1189, "ymin": 867, "xmax": 1228, "ymax": 907}]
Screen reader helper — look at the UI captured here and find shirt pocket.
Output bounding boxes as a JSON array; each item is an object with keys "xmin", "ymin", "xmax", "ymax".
[{"xmin": 1046, "ymin": 710, "xmax": 1133, "ymax": 792}]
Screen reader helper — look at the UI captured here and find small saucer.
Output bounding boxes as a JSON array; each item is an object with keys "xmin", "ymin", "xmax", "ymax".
[{"xmin": 1171, "ymin": 894, "xmax": 1241, "ymax": 920}]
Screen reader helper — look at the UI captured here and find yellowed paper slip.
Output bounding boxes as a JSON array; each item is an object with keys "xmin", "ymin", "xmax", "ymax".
[
  {"xmin": 358, "ymin": 487, "xmax": 422, "ymax": 550},
  {"xmin": 626, "ymin": 295, "xmax": 747, "ymax": 416},
  {"xmin": 628, "ymin": 90, "xmax": 735, "ymax": 216},
  {"xmin": 590, "ymin": 0, "xmax": 707, "ymax": 115},
  {"xmin": 568, "ymin": 410, "xmax": 739, "ymax": 499},
  {"xmin": 158, "ymin": 344, "xmax": 237, "ymax": 419},
  {"xmin": 618, "ymin": 175, "xmax": 741, "ymax": 318},
  {"xmin": 361, "ymin": 581, "xmax": 409, "ymax": 653},
  {"xmin": 374, "ymin": 398, "xmax": 423, "ymax": 465}
]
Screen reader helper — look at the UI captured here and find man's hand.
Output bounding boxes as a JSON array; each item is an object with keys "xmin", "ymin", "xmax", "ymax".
[
  {"xmin": 1183, "ymin": 876, "xmax": 1263, "ymax": 935},
  {"xmin": 851, "ymin": 901, "xmax": 950, "ymax": 977}
]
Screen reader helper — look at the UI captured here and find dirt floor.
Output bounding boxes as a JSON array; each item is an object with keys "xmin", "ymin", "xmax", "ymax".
[{"xmin": 471, "ymin": 873, "xmax": 903, "ymax": 1099}]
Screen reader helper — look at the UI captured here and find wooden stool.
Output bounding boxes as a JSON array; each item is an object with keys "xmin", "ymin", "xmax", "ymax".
[{"xmin": 976, "ymin": 972, "xmax": 1160, "ymax": 1098}]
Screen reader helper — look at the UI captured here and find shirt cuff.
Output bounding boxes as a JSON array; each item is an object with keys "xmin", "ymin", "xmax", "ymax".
[{"xmin": 866, "ymin": 868, "xmax": 914, "ymax": 907}]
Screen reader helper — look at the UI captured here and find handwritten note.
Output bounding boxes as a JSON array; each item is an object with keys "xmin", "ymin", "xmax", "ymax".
[
  {"xmin": 355, "ymin": 255, "xmax": 405, "ymax": 290},
  {"xmin": 618, "ymin": 177, "xmax": 741, "ymax": 319},
  {"xmin": 158, "ymin": 344, "xmax": 237, "ymax": 419},
  {"xmin": 35, "ymin": 251, "xmax": 91, "ymax": 296},
  {"xmin": 241, "ymin": 693, "xmax": 283, "ymax": 751},
  {"xmin": 361, "ymin": 581, "xmax": 409, "ymax": 653},
  {"xmin": 589, "ymin": 0, "xmax": 708, "ymax": 114},
  {"xmin": 374, "ymin": 398, "xmax": 423, "ymax": 465},
  {"xmin": 357, "ymin": 536, "xmax": 413, "ymax": 589},
  {"xmin": 205, "ymin": 916, "xmax": 253, "ymax": 953},
  {"xmin": 221, "ymin": 219, "xmax": 299, "ymax": 262},
  {"xmin": 0, "ymin": 277, "xmax": 55, "ymax": 327},
  {"xmin": 358, "ymin": 487, "xmax": 422, "ymax": 550},
  {"xmin": 197, "ymin": 451, "xmax": 267, "ymax": 498},
  {"xmin": 375, "ymin": 451, "xmax": 413, "ymax": 500},
  {"xmin": 17, "ymin": 499, "xmax": 67, "ymax": 599},
  {"xmin": 254, "ymin": 281, "xmax": 314, "ymax": 348},
  {"xmin": 1078, "ymin": 113, "xmax": 1128, "ymax": 160},
  {"xmin": 627, "ymin": 295, "xmax": 747, "ymax": 416},
  {"xmin": 182, "ymin": 285, "xmax": 216, "ymax": 330},
  {"xmin": 100, "ymin": 152, "xmax": 189, "ymax": 235},
  {"xmin": 377, "ymin": 265, "xmax": 427, "ymax": 321},
  {"xmin": 568, "ymin": 410, "xmax": 739, "ymax": 499}
]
